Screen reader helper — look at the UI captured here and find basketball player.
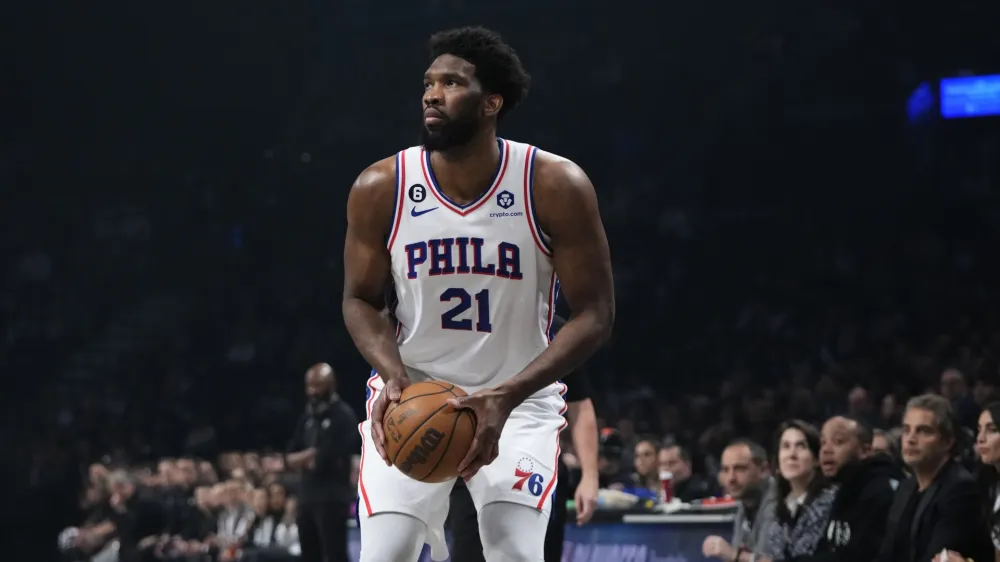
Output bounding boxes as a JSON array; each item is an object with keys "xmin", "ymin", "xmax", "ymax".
[{"xmin": 342, "ymin": 26, "xmax": 615, "ymax": 562}]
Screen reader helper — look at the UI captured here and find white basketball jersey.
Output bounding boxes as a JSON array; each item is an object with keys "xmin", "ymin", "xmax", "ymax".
[{"xmin": 386, "ymin": 139, "xmax": 558, "ymax": 395}]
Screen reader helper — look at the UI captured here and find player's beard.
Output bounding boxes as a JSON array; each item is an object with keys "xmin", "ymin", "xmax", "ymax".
[{"xmin": 420, "ymin": 96, "xmax": 483, "ymax": 152}]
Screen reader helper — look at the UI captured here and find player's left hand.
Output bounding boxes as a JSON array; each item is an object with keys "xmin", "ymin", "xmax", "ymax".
[{"xmin": 447, "ymin": 388, "xmax": 514, "ymax": 480}]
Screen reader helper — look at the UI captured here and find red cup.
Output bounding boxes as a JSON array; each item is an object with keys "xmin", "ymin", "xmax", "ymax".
[{"xmin": 659, "ymin": 470, "xmax": 674, "ymax": 503}]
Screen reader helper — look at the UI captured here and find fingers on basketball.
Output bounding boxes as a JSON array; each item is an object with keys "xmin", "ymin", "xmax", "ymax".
[{"xmin": 381, "ymin": 381, "xmax": 476, "ymax": 483}]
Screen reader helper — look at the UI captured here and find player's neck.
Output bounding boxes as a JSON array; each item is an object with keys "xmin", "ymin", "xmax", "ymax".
[{"xmin": 429, "ymin": 130, "xmax": 500, "ymax": 205}]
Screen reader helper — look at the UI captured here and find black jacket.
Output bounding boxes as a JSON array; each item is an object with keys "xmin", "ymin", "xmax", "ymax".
[
  {"xmin": 111, "ymin": 489, "xmax": 166, "ymax": 562},
  {"xmin": 876, "ymin": 460, "xmax": 994, "ymax": 562},
  {"xmin": 798, "ymin": 454, "xmax": 902, "ymax": 562},
  {"xmin": 286, "ymin": 394, "xmax": 359, "ymax": 504},
  {"xmin": 674, "ymin": 474, "xmax": 721, "ymax": 503}
]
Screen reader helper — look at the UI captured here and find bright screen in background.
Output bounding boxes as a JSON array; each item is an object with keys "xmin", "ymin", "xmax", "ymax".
[{"xmin": 940, "ymin": 74, "xmax": 1000, "ymax": 119}]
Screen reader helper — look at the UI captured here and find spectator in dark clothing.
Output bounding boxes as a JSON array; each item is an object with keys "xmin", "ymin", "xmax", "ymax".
[
  {"xmin": 181, "ymin": 485, "xmax": 218, "ymax": 541},
  {"xmin": 283, "ymin": 363, "xmax": 358, "ymax": 562},
  {"xmin": 163, "ymin": 459, "xmax": 199, "ymax": 536},
  {"xmin": 845, "ymin": 387, "xmax": 881, "ymax": 432},
  {"xmin": 942, "ymin": 368, "xmax": 980, "ymax": 430},
  {"xmin": 106, "ymin": 470, "xmax": 166, "ymax": 562},
  {"xmin": 803, "ymin": 416, "xmax": 902, "ymax": 561},
  {"xmin": 876, "ymin": 394, "xmax": 993, "ymax": 562},
  {"xmin": 161, "ymin": 485, "xmax": 192, "ymax": 537},
  {"xmin": 597, "ymin": 429, "xmax": 631, "ymax": 489},
  {"xmin": 659, "ymin": 443, "xmax": 721, "ymax": 501}
]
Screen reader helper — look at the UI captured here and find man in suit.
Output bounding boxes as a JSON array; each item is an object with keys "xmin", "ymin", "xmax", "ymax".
[{"xmin": 875, "ymin": 394, "xmax": 992, "ymax": 562}]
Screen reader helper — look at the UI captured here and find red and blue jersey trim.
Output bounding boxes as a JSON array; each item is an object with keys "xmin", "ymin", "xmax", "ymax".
[
  {"xmin": 543, "ymin": 272, "xmax": 559, "ymax": 344},
  {"xmin": 386, "ymin": 151, "xmax": 407, "ymax": 251},
  {"xmin": 357, "ymin": 369, "xmax": 381, "ymax": 517},
  {"xmin": 537, "ymin": 381, "xmax": 569, "ymax": 510},
  {"xmin": 421, "ymin": 139, "xmax": 510, "ymax": 216},
  {"xmin": 522, "ymin": 146, "xmax": 553, "ymax": 257}
]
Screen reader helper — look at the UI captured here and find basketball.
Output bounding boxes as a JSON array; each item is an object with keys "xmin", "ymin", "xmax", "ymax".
[{"xmin": 383, "ymin": 381, "xmax": 477, "ymax": 483}]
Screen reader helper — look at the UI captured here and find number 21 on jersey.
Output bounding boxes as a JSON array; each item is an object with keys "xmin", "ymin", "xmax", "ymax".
[{"xmin": 440, "ymin": 288, "xmax": 492, "ymax": 332}]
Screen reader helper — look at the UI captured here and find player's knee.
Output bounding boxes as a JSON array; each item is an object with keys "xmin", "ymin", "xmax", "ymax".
[
  {"xmin": 359, "ymin": 512, "xmax": 427, "ymax": 562},
  {"xmin": 479, "ymin": 502, "xmax": 547, "ymax": 562}
]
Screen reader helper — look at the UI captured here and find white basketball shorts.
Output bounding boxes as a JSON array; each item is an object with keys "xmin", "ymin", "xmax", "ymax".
[{"xmin": 356, "ymin": 372, "xmax": 567, "ymax": 527}]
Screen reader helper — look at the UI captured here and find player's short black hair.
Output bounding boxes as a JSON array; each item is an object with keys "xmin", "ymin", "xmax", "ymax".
[{"xmin": 428, "ymin": 27, "xmax": 531, "ymax": 121}]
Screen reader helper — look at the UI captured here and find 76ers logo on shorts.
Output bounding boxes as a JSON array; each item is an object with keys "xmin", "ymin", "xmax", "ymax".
[{"xmin": 512, "ymin": 457, "xmax": 545, "ymax": 496}]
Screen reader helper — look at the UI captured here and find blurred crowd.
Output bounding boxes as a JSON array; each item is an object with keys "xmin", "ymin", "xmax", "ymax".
[
  {"xmin": 52, "ymin": 364, "xmax": 1000, "ymax": 562},
  {"xmin": 591, "ymin": 367, "xmax": 990, "ymax": 501},
  {"xmin": 586, "ymin": 362, "xmax": 996, "ymax": 493},
  {"xmin": 583, "ymin": 385, "xmax": 1000, "ymax": 561},
  {"xmin": 58, "ymin": 452, "xmax": 363, "ymax": 562}
]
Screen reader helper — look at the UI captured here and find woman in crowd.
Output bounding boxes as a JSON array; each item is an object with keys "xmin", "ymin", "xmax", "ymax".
[
  {"xmin": 938, "ymin": 402, "xmax": 1000, "ymax": 562},
  {"xmin": 766, "ymin": 419, "xmax": 838, "ymax": 561},
  {"xmin": 629, "ymin": 438, "xmax": 663, "ymax": 498},
  {"xmin": 971, "ymin": 402, "xmax": 1000, "ymax": 561}
]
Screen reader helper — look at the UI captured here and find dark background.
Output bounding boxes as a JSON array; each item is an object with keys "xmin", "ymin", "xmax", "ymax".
[{"xmin": 5, "ymin": 0, "xmax": 1000, "ymax": 558}]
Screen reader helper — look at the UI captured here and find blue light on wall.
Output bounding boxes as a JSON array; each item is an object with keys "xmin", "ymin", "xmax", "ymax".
[
  {"xmin": 906, "ymin": 82, "xmax": 934, "ymax": 124},
  {"xmin": 940, "ymin": 74, "xmax": 1000, "ymax": 119}
]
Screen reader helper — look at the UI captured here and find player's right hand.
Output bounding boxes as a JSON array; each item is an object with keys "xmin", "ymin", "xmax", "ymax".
[{"xmin": 370, "ymin": 376, "xmax": 411, "ymax": 465}]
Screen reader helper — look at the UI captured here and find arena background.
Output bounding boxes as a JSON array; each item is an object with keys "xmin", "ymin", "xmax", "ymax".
[{"xmin": 5, "ymin": 0, "xmax": 1000, "ymax": 560}]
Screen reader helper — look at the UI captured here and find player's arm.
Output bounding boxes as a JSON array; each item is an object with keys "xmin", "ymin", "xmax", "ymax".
[
  {"xmin": 496, "ymin": 154, "xmax": 615, "ymax": 405},
  {"xmin": 343, "ymin": 157, "xmax": 415, "ymax": 464},
  {"xmin": 342, "ymin": 157, "xmax": 408, "ymax": 384}
]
